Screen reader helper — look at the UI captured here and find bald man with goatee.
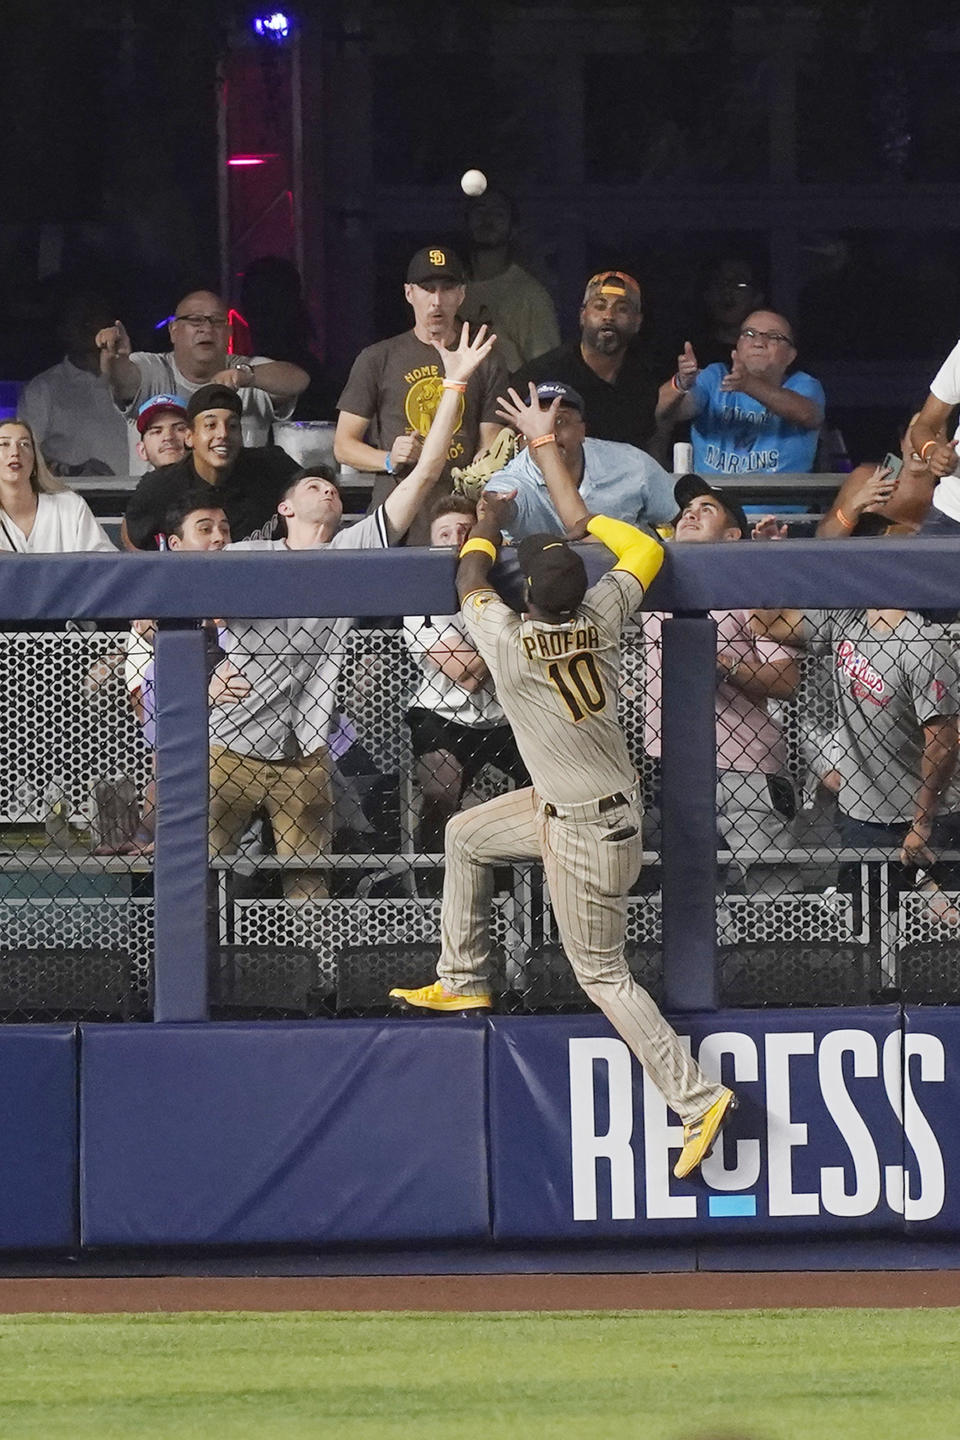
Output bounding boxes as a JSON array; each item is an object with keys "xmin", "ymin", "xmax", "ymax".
[{"xmin": 96, "ymin": 287, "xmax": 309, "ymax": 474}]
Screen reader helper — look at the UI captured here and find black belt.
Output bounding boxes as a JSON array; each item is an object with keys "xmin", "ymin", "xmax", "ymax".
[{"xmin": 542, "ymin": 790, "xmax": 629, "ymax": 819}]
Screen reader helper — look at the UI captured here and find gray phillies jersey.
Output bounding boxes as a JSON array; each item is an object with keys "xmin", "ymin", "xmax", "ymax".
[
  {"xmin": 801, "ymin": 608, "xmax": 960, "ymax": 824},
  {"xmin": 209, "ymin": 509, "xmax": 388, "ymax": 760},
  {"xmin": 461, "ymin": 568, "xmax": 642, "ymax": 806}
]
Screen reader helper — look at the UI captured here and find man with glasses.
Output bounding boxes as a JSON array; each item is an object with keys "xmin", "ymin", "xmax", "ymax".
[
  {"xmin": 655, "ymin": 309, "xmax": 824, "ymax": 475},
  {"xmin": 511, "ymin": 270, "xmax": 663, "ymax": 456},
  {"xmin": 96, "ymin": 288, "xmax": 309, "ymax": 474}
]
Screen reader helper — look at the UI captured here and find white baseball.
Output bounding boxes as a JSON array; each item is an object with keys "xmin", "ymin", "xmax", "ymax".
[{"xmin": 460, "ymin": 169, "xmax": 488, "ymax": 197}]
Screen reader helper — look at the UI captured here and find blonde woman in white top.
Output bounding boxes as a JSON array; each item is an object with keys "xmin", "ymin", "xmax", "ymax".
[{"xmin": 0, "ymin": 420, "xmax": 114, "ymax": 552}]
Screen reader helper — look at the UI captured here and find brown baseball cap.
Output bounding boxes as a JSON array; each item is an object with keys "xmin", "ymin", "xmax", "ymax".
[
  {"xmin": 406, "ymin": 246, "xmax": 466, "ymax": 286},
  {"xmin": 517, "ymin": 533, "xmax": 588, "ymax": 620}
]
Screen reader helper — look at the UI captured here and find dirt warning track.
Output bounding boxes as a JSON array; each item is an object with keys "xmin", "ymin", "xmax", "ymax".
[{"xmin": 0, "ymin": 1271, "xmax": 956, "ymax": 1313}]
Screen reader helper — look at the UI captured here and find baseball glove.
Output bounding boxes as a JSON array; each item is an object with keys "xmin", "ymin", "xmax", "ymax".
[{"xmin": 451, "ymin": 425, "xmax": 517, "ymax": 502}]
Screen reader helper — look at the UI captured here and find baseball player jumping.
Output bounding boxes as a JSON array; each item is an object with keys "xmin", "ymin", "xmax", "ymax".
[{"xmin": 391, "ymin": 384, "xmax": 736, "ymax": 1179}]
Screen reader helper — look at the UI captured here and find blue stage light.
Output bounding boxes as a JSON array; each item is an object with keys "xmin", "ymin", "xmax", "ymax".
[{"xmin": 252, "ymin": 11, "xmax": 291, "ymax": 40}]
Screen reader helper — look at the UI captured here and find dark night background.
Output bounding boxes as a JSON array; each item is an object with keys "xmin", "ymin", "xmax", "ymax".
[{"xmin": 5, "ymin": 0, "xmax": 960, "ymax": 459}]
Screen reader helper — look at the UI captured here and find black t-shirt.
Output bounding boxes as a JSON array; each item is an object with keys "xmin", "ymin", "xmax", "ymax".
[
  {"xmin": 125, "ymin": 446, "xmax": 298, "ymax": 550},
  {"xmin": 511, "ymin": 338, "xmax": 662, "ymax": 451}
]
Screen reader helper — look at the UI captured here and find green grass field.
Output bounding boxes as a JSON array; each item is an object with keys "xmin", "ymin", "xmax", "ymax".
[{"xmin": 0, "ymin": 1308, "xmax": 956, "ymax": 1439}]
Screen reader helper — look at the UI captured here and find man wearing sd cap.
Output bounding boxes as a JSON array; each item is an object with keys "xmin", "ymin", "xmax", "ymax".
[
  {"xmin": 335, "ymin": 246, "xmax": 507, "ymax": 543},
  {"xmin": 511, "ymin": 270, "xmax": 663, "ymax": 455},
  {"xmin": 391, "ymin": 391, "xmax": 736, "ymax": 1181}
]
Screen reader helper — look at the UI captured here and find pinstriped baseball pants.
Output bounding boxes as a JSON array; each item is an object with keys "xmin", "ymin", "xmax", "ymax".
[{"xmin": 438, "ymin": 786, "xmax": 723, "ymax": 1123}]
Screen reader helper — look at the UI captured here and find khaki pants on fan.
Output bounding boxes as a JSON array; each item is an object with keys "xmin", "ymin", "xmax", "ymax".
[
  {"xmin": 209, "ymin": 745, "xmax": 333, "ymax": 901},
  {"xmin": 438, "ymin": 785, "xmax": 723, "ymax": 1124}
]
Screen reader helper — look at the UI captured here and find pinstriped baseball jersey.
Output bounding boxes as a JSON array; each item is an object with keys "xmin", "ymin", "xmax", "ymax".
[{"xmin": 461, "ymin": 568, "xmax": 642, "ymax": 805}]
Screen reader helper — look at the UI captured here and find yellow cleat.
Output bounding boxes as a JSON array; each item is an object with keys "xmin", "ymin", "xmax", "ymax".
[
  {"xmin": 388, "ymin": 980, "xmax": 492, "ymax": 1013},
  {"xmin": 674, "ymin": 1088, "xmax": 737, "ymax": 1180}
]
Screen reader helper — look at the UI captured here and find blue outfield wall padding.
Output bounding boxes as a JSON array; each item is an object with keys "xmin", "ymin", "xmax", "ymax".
[
  {"xmin": 153, "ymin": 627, "xmax": 210, "ymax": 1022},
  {"xmin": 660, "ymin": 616, "xmax": 719, "ymax": 1010},
  {"xmin": 79, "ymin": 1020, "xmax": 489, "ymax": 1248},
  {"xmin": 0, "ymin": 1027, "xmax": 78, "ymax": 1250},
  {"xmin": 487, "ymin": 1009, "xmax": 911, "ymax": 1243},
  {"xmin": 1, "ymin": 537, "xmax": 960, "ymax": 624},
  {"xmin": 902, "ymin": 1008, "xmax": 960, "ymax": 1236}
]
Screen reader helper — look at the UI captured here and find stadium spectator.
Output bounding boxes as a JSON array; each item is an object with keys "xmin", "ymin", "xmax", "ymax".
[
  {"xmin": 19, "ymin": 293, "xmax": 130, "ymax": 478},
  {"xmin": 119, "ymin": 489, "xmax": 236, "ymax": 856},
  {"xmin": 487, "ymin": 381, "xmax": 676, "ymax": 542},
  {"xmin": 817, "ymin": 417, "xmax": 938, "ymax": 538},
  {"xmin": 751, "ymin": 606, "xmax": 960, "ymax": 894},
  {"xmin": 209, "ymin": 322, "xmax": 497, "ymax": 901},
  {"xmin": 0, "ymin": 420, "xmax": 114, "ymax": 552},
  {"xmin": 96, "ymin": 288, "xmax": 309, "ymax": 474},
  {"xmin": 511, "ymin": 270, "xmax": 663, "ymax": 455},
  {"xmin": 404, "ymin": 493, "xmax": 528, "ymax": 855},
  {"xmin": 335, "ymin": 245, "xmax": 507, "ymax": 544},
  {"xmin": 123, "ymin": 384, "xmax": 297, "ymax": 550},
  {"xmin": 643, "ymin": 476, "xmax": 801, "ymax": 891},
  {"xmin": 908, "ymin": 340, "xmax": 960, "ymax": 537},
  {"xmin": 134, "ymin": 394, "xmax": 190, "ymax": 471},
  {"xmin": 655, "ymin": 309, "xmax": 824, "ymax": 475},
  {"xmin": 458, "ymin": 188, "xmax": 560, "ymax": 373}
]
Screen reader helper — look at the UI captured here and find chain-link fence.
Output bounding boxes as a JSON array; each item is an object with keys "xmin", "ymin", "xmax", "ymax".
[
  {"xmin": 5, "ymin": 593, "xmax": 960, "ymax": 1019},
  {"xmin": 0, "ymin": 628, "xmax": 153, "ymax": 1020}
]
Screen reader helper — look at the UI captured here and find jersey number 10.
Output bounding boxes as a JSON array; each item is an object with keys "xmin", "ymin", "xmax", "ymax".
[{"xmin": 547, "ymin": 653, "xmax": 606, "ymax": 723}]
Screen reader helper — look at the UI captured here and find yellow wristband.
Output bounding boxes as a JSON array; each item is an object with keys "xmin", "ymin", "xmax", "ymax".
[{"xmin": 459, "ymin": 537, "xmax": 498, "ymax": 561}]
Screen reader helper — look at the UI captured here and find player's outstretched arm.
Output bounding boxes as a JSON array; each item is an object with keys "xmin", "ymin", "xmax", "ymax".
[
  {"xmin": 383, "ymin": 324, "xmax": 497, "ymax": 542},
  {"xmin": 585, "ymin": 514, "xmax": 664, "ymax": 588},
  {"xmin": 496, "ymin": 383, "xmax": 589, "ymax": 534}
]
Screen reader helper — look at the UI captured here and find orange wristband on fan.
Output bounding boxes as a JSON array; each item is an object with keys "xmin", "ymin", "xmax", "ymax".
[
  {"xmin": 529, "ymin": 433, "xmax": 557, "ymax": 450},
  {"xmin": 835, "ymin": 506, "xmax": 854, "ymax": 530},
  {"xmin": 920, "ymin": 440, "xmax": 937, "ymax": 461},
  {"xmin": 442, "ymin": 380, "xmax": 468, "ymax": 392}
]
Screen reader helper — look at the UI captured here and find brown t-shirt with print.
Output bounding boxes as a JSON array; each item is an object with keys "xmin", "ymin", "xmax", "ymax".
[{"xmin": 337, "ymin": 328, "xmax": 507, "ymax": 542}]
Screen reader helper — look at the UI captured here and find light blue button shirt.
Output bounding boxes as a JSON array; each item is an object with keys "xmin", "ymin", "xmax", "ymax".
[{"xmin": 485, "ymin": 437, "xmax": 676, "ymax": 542}]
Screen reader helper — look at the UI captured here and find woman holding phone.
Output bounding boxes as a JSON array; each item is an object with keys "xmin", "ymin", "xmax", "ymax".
[{"xmin": 816, "ymin": 415, "xmax": 938, "ymax": 538}]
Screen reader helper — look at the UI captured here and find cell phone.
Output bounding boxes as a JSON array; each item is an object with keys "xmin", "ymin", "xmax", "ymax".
[{"xmin": 881, "ymin": 452, "xmax": 903, "ymax": 480}]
